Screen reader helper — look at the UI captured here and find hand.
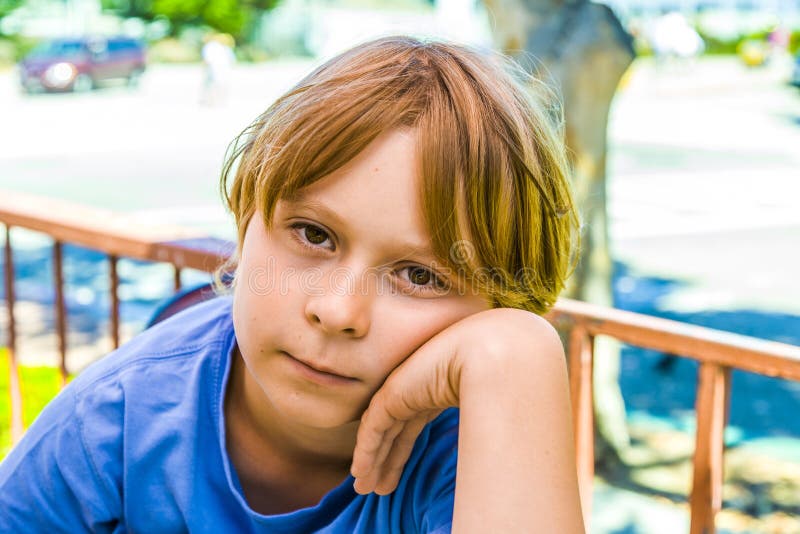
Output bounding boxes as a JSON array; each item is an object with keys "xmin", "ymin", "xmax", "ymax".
[{"xmin": 349, "ymin": 307, "xmax": 552, "ymax": 495}]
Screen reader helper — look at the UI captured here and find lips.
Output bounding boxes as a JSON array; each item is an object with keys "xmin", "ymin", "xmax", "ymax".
[{"xmin": 281, "ymin": 351, "xmax": 357, "ymax": 381}]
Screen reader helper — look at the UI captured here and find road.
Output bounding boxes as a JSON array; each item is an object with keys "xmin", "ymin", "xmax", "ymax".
[{"xmin": 608, "ymin": 56, "xmax": 800, "ymax": 317}]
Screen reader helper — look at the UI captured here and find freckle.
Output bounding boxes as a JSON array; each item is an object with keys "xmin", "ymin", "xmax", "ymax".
[{"xmin": 373, "ymin": 167, "xmax": 380, "ymax": 173}]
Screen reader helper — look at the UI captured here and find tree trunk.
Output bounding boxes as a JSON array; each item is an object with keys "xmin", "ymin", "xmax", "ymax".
[{"xmin": 483, "ymin": 0, "xmax": 636, "ymax": 465}]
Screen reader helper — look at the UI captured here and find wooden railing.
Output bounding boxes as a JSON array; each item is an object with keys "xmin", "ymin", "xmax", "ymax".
[
  {"xmin": 0, "ymin": 191, "xmax": 233, "ymax": 441},
  {"xmin": 546, "ymin": 300, "xmax": 800, "ymax": 533},
  {"xmin": 2, "ymin": 190, "xmax": 800, "ymax": 533}
]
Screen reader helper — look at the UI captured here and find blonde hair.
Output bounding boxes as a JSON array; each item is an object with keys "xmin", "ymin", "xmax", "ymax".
[{"xmin": 220, "ymin": 35, "xmax": 579, "ymax": 314}]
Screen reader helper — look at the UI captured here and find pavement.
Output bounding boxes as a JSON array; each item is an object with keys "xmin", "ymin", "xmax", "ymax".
[{"xmin": 1, "ymin": 54, "xmax": 800, "ymax": 532}]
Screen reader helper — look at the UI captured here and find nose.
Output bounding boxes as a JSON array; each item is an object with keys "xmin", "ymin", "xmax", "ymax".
[{"xmin": 304, "ymin": 271, "xmax": 372, "ymax": 338}]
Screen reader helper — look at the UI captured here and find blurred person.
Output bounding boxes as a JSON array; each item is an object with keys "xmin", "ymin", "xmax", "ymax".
[
  {"xmin": 0, "ymin": 36, "xmax": 585, "ymax": 532},
  {"xmin": 201, "ymin": 33, "xmax": 236, "ymax": 106},
  {"xmin": 767, "ymin": 23, "xmax": 793, "ymax": 67},
  {"xmin": 648, "ymin": 11, "xmax": 704, "ymax": 63}
]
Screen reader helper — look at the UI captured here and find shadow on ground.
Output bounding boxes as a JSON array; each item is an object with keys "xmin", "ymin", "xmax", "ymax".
[{"xmin": 613, "ymin": 261, "xmax": 800, "ymax": 439}]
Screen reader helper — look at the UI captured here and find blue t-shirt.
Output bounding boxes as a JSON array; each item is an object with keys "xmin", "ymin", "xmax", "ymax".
[{"xmin": 0, "ymin": 296, "xmax": 459, "ymax": 533}]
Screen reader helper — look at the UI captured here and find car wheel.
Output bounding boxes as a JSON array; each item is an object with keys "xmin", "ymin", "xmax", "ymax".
[
  {"xmin": 127, "ymin": 68, "xmax": 144, "ymax": 88},
  {"xmin": 72, "ymin": 73, "xmax": 93, "ymax": 93},
  {"xmin": 21, "ymin": 83, "xmax": 40, "ymax": 95}
]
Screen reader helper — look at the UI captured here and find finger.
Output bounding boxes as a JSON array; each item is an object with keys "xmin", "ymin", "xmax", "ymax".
[
  {"xmin": 371, "ymin": 420, "xmax": 405, "ymax": 473},
  {"xmin": 352, "ymin": 420, "xmax": 405, "ymax": 494},
  {"xmin": 374, "ymin": 411, "xmax": 441, "ymax": 495},
  {"xmin": 351, "ymin": 388, "xmax": 413, "ymax": 479},
  {"xmin": 351, "ymin": 407, "xmax": 396, "ymax": 478}
]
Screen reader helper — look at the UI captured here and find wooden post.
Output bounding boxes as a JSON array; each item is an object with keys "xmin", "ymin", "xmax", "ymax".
[
  {"xmin": 53, "ymin": 241, "xmax": 68, "ymax": 387},
  {"xmin": 690, "ymin": 362, "xmax": 731, "ymax": 534},
  {"xmin": 109, "ymin": 255, "xmax": 120, "ymax": 349},
  {"xmin": 568, "ymin": 323, "xmax": 594, "ymax": 530},
  {"xmin": 173, "ymin": 265, "xmax": 182, "ymax": 292},
  {"xmin": 3, "ymin": 225, "xmax": 24, "ymax": 444}
]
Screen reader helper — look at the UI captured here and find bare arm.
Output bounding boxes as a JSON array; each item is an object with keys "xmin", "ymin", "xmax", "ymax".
[
  {"xmin": 453, "ymin": 312, "xmax": 585, "ymax": 533},
  {"xmin": 351, "ymin": 308, "xmax": 585, "ymax": 533}
]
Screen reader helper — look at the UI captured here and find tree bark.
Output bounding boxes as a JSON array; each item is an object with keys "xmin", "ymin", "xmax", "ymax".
[{"xmin": 483, "ymin": 0, "xmax": 636, "ymax": 464}]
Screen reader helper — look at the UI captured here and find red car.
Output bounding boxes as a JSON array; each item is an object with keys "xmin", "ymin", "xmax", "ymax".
[{"xmin": 19, "ymin": 36, "xmax": 146, "ymax": 93}]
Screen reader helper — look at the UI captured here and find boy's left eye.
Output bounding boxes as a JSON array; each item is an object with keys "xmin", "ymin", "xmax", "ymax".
[
  {"xmin": 398, "ymin": 265, "xmax": 450, "ymax": 294},
  {"xmin": 408, "ymin": 266, "xmax": 431, "ymax": 285}
]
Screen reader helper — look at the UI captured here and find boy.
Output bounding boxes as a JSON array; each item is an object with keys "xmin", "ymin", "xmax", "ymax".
[{"xmin": 0, "ymin": 36, "xmax": 584, "ymax": 532}]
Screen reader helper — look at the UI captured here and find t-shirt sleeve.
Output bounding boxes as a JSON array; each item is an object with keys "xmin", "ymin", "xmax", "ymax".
[{"xmin": 0, "ymin": 384, "xmax": 123, "ymax": 532}]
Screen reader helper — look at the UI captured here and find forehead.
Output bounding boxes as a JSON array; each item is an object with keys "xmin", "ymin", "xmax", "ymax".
[{"xmin": 278, "ymin": 129, "xmax": 436, "ymax": 258}]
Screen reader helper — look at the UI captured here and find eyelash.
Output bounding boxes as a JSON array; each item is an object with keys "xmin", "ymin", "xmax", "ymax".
[{"xmin": 287, "ymin": 222, "xmax": 449, "ymax": 294}]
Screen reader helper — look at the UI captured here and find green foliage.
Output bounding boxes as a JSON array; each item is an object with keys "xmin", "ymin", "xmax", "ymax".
[
  {"xmin": 696, "ymin": 28, "xmax": 740, "ymax": 55},
  {"xmin": 0, "ymin": 0, "xmax": 23, "ymax": 22},
  {"xmin": 8, "ymin": 34, "xmax": 39, "ymax": 59},
  {"xmin": 789, "ymin": 30, "xmax": 800, "ymax": 56},
  {"xmin": 0, "ymin": 34, "xmax": 37, "ymax": 65},
  {"xmin": 152, "ymin": 0, "xmax": 205, "ymax": 29},
  {"xmin": 99, "ymin": 0, "xmax": 155, "ymax": 19},
  {"xmin": 201, "ymin": 0, "xmax": 246, "ymax": 37},
  {"xmin": 243, "ymin": 0, "xmax": 279, "ymax": 13},
  {"xmin": 0, "ymin": 348, "xmax": 68, "ymax": 460},
  {"xmin": 235, "ymin": 42, "xmax": 273, "ymax": 62},
  {"xmin": 148, "ymin": 36, "xmax": 202, "ymax": 62},
  {"xmin": 99, "ymin": 0, "xmax": 280, "ymax": 41},
  {"xmin": 695, "ymin": 27, "xmax": 799, "ymax": 57},
  {"xmin": 0, "ymin": 38, "xmax": 15, "ymax": 67}
]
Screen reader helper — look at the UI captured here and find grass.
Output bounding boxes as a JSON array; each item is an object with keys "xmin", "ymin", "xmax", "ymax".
[{"xmin": 0, "ymin": 347, "xmax": 70, "ymax": 459}]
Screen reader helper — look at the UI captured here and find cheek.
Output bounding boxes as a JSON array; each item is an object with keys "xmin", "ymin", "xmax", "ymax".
[
  {"xmin": 232, "ymin": 262, "xmax": 290, "ymax": 355},
  {"xmin": 364, "ymin": 299, "xmax": 483, "ymax": 379}
]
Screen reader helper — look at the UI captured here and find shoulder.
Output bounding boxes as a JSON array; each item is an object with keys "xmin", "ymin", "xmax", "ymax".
[
  {"xmin": 15, "ymin": 294, "xmax": 234, "ymax": 470},
  {"xmin": 64, "ymin": 294, "xmax": 235, "ymax": 455},
  {"xmin": 0, "ymin": 296, "xmax": 236, "ymax": 529},
  {"xmin": 70, "ymin": 295, "xmax": 234, "ymax": 395}
]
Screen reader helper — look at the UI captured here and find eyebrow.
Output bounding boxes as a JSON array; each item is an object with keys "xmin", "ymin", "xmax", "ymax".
[{"xmin": 282, "ymin": 197, "xmax": 439, "ymax": 261}]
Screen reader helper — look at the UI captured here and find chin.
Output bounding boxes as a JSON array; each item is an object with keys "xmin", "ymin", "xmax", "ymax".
[{"xmin": 271, "ymin": 389, "xmax": 366, "ymax": 429}]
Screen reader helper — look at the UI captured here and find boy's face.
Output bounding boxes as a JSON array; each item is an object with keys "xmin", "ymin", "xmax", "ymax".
[{"xmin": 232, "ymin": 129, "xmax": 491, "ymax": 430}]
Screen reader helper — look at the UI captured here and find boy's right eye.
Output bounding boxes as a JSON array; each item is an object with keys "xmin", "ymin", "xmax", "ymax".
[{"xmin": 289, "ymin": 222, "xmax": 336, "ymax": 251}]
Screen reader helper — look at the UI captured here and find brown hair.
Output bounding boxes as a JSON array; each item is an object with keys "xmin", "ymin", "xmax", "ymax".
[{"xmin": 220, "ymin": 35, "xmax": 579, "ymax": 314}]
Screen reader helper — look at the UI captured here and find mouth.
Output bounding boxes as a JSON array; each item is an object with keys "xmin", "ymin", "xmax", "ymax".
[{"xmin": 280, "ymin": 351, "xmax": 358, "ymax": 385}]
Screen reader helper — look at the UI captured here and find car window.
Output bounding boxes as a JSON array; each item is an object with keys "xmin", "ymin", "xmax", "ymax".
[
  {"xmin": 108, "ymin": 40, "xmax": 142, "ymax": 53},
  {"xmin": 30, "ymin": 41, "xmax": 87, "ymax": 58},
  {"xmin": 87, "ymin": 40, "xmax": 108, "ymax": 55}
]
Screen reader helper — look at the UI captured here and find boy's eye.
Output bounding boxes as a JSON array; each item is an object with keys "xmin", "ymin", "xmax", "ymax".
[
  {"xmin": 408, "ymin": 266, "xmax": 432, "ymax": 286},
  {"xmin": 290, "ymin": 222, "xmax": 335, "ymax": 250},
  {"xmin": 399, "ymin": 266, "xmax": 450, "ymax": 294},
  {"xmin": 304, "ymin": 225, "xmax": 328, "ymax": 245}
]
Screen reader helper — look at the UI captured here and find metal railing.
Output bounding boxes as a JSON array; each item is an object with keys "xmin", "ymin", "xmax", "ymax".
[{"xmin": 2, "ymin": 190, "xmax": 800, "ymax": 534}]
